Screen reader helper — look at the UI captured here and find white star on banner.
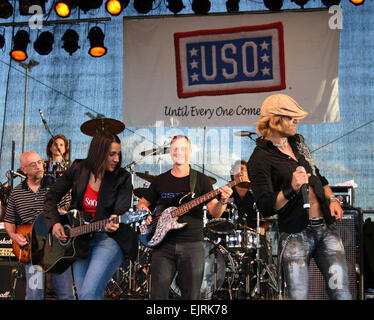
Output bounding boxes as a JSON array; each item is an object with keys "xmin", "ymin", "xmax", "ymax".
[
  {"xmin": 261, "ymin": 66, "xmax": 271, "ymax": 76},
  {"xmin": 190, "ymin": 73, "xmax": 199, "ymax": 81},
  {"xmin": 261, "ymin": 53, "xmax": 270, "ymax": 63},
  {"xmin": 190, "ymin": 60, "xmax": 199, "ymax": 69},
  {"xmin": 259, "ymin": 41, "xmax": 269, "ymax": 51},
  {"xmin": 189, "ymin": 47, "xmax": 198, "ymax": 57}
]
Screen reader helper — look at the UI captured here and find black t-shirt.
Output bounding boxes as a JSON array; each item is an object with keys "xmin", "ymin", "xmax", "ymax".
[
  {"xmin": 143, "ymin": 169, "xmax": 213, "ymax": 243},
  {"xmin": 216, "ymin": 187, "xmax": 257, "ymax": 228}
]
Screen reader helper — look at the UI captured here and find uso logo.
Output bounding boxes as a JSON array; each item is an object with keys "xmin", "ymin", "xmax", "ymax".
[{"xmin": 174, "ymin": 22, "xmax": 285, "ymax": 98}]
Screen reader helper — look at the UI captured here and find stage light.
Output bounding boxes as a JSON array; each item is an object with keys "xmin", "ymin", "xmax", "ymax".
[
  {"xmin": 349, "ymin": 0, "xmax": 364, "ymax": 5},
  {"xmin": 78, "ymin": 0, "xmax": 103, "ymax": 13},
  {"xmin": 10, "ymin": 30, "xmax": 30, "ymax": 61},
  {"xmin": 322, "ymin": 0, "xmax": 340, "ymax": 7},
  {"xmin": 105, "ymin": 0, "xmax": 129, "ymax": 15},
  {"xmin": 0, "ymin": 0, "xmax": 13, "ymax": 19},
  {"xmin": 55, "ymin": 0, "xmax": 77, "ymax": 18},
  {"xmin": 0, "ymin": 34, "xmax": 5, "ymax": 49},
  {"xmin": 192, "ymin": 0, "xmax": 211, "ymax": 14},
  {"xmin": 167, "ymin": 0, "xmax": 185, "ymax": 15},
  {"xmin": 62, "ymin": 29, "xmax": 80, "ymax": 55},
  {"xmin": 134, "ymin": 0, "xmax": 154, "ymax": 14},
  {"xmin": 226, "ymin": 0, "xmax": 239, "ymax": 12},
  {"xmin": 34, "ymin": 31, "xmax": 54, "ymax": 55},
  {"xmin": 291, "ymin": 0, "xmax": 308, "ymax": 8},
  {"xmin": 19, "ymin": 0, "xmax": 46, "ymax": 15},
  {"xmin": 88, "ymin": 26, "xmax": 107, "ymax": 58},
  {"xmin": 264, "ymin": 0, "xmax": 283, "ymax": 10}
]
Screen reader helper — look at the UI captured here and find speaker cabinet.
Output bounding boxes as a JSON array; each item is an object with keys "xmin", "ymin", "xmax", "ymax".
[
  {"xmin": 0, "ymin": 261, "xmax": 25, "ymax": 300},
  {"xmin": 307, "ymin": 209, "xmax": 361, "ymax": 300}
]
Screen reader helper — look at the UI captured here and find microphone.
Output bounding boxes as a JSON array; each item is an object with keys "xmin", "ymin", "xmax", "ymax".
[
  {"xmin": 233, "ymin": 131, "xmax": 257, "ymax": 137},
  {"xmin": 39, "ymin": 109, "xmax": 49, "ymax": 131},
  {"xmin": 296, "ymin": 166, "xmax": 310, "ymax": 211},
  {"xmin": 6, "ymin": 169, "xmax": 26, "ymax": 180}
]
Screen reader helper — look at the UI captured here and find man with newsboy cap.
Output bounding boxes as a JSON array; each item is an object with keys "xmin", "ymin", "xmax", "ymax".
[{"xmin": 247, "ymin": 94, "xmax": 352, "ymax": 300}]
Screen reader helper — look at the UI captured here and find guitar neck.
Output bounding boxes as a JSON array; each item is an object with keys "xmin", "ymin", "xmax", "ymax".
[
  {"xmin": 68, "ymin": 216, "xmax": 119, "ymax": 238},
  {"xmin": 171, "ymin": 180, "xmax": 239, "ymax": 218}
]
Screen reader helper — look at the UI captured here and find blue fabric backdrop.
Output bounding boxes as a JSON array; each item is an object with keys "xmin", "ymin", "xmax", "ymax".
[{"xmin": 0, "ymin": 1, "xmax": 373, "ymax": 210}]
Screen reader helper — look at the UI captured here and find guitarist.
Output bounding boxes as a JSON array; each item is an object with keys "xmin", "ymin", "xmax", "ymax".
[
  {"xmin": 44, "ymin": 131, "xmax": 138, "ymax": 300},
  {"xmin": 136, "ymin": 135, "xmax": 233, "ymax": 300},
  {"xmin": 4, "ymin": 151, "xmax": 75, "ymax": 300}
]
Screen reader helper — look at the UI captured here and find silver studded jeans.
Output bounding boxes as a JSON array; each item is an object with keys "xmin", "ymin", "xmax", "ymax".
[{"xmin": 279, "ymin": 222, "xmax": 352, "ymax": 300}]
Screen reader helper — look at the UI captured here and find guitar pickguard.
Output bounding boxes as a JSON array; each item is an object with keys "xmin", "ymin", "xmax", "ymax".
[{"xmin": 140, "ymin": 207, "xmax": 187, "ymax": 247}]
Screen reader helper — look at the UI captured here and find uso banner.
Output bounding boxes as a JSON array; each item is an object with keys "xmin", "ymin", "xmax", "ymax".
[{"xmin": 123, "ymin": 10, "xmax": 340, "ymax": 127}]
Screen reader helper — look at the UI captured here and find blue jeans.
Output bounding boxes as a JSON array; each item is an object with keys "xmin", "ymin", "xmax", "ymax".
[
  {"xmin": 279, "ymin": 222, "xmax": 352, "ymax": 300},
  {"xmin": 72, "ymin": 230, "xmax": 124, "ymax": 300},
  {"xmin": 25, "ymin": 264, "xmax": 75, "ymax": 300},
  {"xmin": 150, "ymin": 241, "xmax": 205, "ymax": 300}
]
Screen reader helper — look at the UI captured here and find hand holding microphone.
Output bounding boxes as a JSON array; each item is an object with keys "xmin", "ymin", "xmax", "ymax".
[{"xmin": 294, "ymin": 166, "xmax": 310, "ymax": 210}]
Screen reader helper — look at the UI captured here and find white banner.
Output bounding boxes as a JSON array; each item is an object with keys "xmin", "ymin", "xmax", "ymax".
[{"xmin": 123, "ymin": 10, "xmax": 340, "ymax": 127}]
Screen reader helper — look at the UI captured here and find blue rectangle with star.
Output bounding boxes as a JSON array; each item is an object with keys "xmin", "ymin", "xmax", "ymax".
[{"xmin": 174, "ymin": 23, "xmax": 285, "ymax": 98}]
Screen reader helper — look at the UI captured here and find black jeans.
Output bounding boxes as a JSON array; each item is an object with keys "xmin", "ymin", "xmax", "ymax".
[
  {"xmin": 279, "ymin": 222, "xmax": 352, "ymax": 300},
  {"xmin": 150, "ymin": 241, "xmax": 205, "ymax": 300}
]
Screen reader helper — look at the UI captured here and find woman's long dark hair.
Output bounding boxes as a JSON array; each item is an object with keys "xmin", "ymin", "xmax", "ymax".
[{"xmin": 85, "ymin": 131, "xmax": 122, "ymax": 180}]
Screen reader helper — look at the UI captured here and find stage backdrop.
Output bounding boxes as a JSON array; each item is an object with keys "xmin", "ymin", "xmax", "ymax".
[{"xmin": 123, "ymin": 9, "xmax": 340, "ymax": 128}]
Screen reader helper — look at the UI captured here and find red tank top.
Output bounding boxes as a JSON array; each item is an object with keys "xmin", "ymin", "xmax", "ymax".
[{"xmin": 82, "ymin": 183, "xmax": 98, "ymax": 218}]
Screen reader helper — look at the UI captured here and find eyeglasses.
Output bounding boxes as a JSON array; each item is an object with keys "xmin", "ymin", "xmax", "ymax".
[{"xmin": 26, "ymin": 159, "xmax": 44, "ymax": 168}]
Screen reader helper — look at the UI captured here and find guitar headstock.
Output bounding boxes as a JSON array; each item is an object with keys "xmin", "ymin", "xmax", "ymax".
[{"xmin": 119, "ymin": 209, "xmax": 150, "ymax": 224}]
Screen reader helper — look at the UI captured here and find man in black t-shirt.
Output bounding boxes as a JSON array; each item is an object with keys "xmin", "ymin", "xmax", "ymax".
[{"xmin": 136, "ymin": 135, "xmax": 232, "ymax": 300}]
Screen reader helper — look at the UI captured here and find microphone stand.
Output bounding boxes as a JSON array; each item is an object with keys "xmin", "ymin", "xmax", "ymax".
[
  {"xmin": 39, "ymin": 109, "xmax": 67, "ymax": 169},
  {"xmin": 253, "ymin": 201, "xmax": 262, "ymax": 299},
  {"xmin": 123, "ymin": 142, "xmax": 169, "ymax": 299}
]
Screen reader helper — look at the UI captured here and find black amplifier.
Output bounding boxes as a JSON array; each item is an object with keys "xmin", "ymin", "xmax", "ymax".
[{"xmin": 0, "ymin": 226, "xmax": 16, "ymax": 261}]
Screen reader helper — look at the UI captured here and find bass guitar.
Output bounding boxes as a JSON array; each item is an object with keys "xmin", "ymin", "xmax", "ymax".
[
  {"xmin": 12, "ymin": 209, "xmax": 149, "ymax": 273},
  {"xmin": 139, "ymin": 175, "xmax": 249, "ymax": 248}
]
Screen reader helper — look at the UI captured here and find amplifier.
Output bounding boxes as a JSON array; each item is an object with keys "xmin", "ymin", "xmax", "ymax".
[
  {"xmin": 308, "ymin": 209, "xmax": 361, "ymax": 300},
  {"xmin": 330, "ymin": 186, "xmax": 354, "ymax": 208},
  {"xmin": 0, "ymin": 227, "xmax": 15, "ymax": 261}
]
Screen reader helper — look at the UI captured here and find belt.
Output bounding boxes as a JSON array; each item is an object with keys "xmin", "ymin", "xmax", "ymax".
[{"xmin": 308, "ymin": 217, "xmax": 325, "ymax": 227}]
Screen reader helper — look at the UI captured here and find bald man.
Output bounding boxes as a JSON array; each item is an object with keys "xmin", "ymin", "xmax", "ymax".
[{"xmin": 4, "ymin": 151, "xmax": 75, "ymax": 300}]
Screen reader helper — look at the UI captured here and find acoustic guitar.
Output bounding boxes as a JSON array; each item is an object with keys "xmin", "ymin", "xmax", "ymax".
[{"xmin": 12, "ymin": 209, "xmax": 149, "ymax": 273}]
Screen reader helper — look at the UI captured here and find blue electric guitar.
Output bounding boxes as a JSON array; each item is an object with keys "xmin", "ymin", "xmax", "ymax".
[
  {"xmin": 31, "ymin": 209, "xmax": 149, "ymax": 274},
  {"xmin": 139, "ymin": 175, "xmax": 248, "ymax": 248}
]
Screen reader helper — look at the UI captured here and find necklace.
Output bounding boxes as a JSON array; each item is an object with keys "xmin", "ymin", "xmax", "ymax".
[{"xmin": 273, "ymin": 138, "xmax": 288, "ymax": 148}]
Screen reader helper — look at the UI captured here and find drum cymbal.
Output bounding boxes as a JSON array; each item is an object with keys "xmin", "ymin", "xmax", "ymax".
[
  {"xmin": 135, "ymin": 171, "xmax": 157, "ymax": 183},
  {"xmin": 80, "ymin": 118, "xmax": 125, "ymax": 136},
  {"xmin": 233, "ymin": 131, "xmax": 257, "ymax": 138},
  {"xmin": 140, "ymin": 146, "xmax": 170, "ymax": 157},
  {"xmin": 134, "ymin": 187, "xmax": 148, "ymax": 199}
]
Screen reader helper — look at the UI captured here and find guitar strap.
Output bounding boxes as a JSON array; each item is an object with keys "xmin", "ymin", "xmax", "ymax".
[{"xmin": 189, "ymin": 167, "xmax": 197, "ymax": 199}]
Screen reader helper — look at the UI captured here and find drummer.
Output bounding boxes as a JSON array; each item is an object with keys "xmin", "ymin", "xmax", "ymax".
[{"xmin": 227, "ymin": 160, "xmax": 268, "ymax": 235}]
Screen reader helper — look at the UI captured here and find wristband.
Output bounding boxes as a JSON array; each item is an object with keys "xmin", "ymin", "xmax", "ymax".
[
  {"xmin": 329, "ymin": 195, "xmax": 340, "ymax": 204},
  {"xmin": 283, "ymin": 186, "xmax": 297, "ymax": 200}
]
